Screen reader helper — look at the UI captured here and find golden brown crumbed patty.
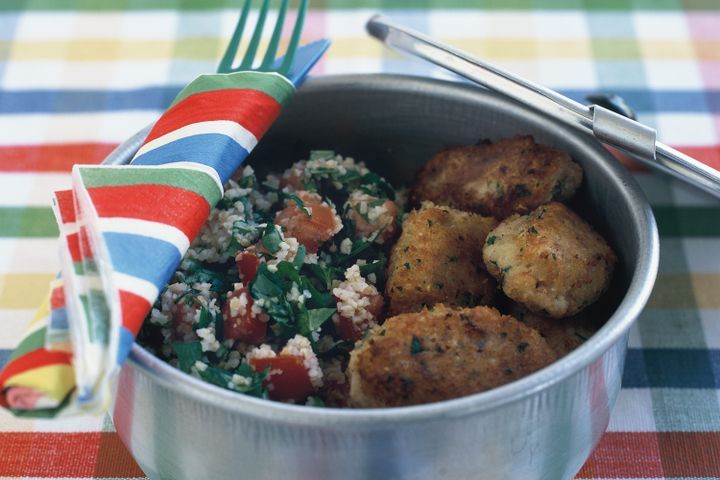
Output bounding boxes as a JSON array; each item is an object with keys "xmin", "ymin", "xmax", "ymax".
[
  {"xmin": 483, "ymin": 202, "xmax": 617, "ymax": 319},
  {"xmin": 347, "ymin": 304, "xmax": 557, "ymax": 407},
  {"xmin": 410, "ymin": 135, "xmax": 583, "ymax": 219},
  {"xmin": 385, "ymin": 203, "xmax": 497, "ymax": 315},
  {"xmin": 507, "ymin": 302, "xmax": 601, "ymax": 357}
]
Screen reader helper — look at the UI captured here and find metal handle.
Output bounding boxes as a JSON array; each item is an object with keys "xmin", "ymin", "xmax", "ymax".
[{"xmin": 366, "ymin": 14, "xmax": 720, "ymax": 200}]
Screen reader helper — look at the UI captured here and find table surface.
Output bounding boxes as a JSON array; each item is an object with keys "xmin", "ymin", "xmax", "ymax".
[{"xmin": 1, "ymin": 1, "xmax": 719, "ymax": 479}]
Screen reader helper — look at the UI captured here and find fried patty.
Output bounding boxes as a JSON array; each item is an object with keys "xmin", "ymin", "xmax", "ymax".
[
  {"xmin": 483, "ymin": 202, "xmax": 617, "ymax": 319},
  {"xmin": 410, "ymin": 135, "xmax": 583, "ymax": 219},
  {"xmin": 385, "ymin": 203, "xmax": 497, "ymax": 315},
  {"xmin": 347, "ymin": 304, "xmax": 557, "ymax": 407},
  {"xmin": 507, "ymin": 301, "xmax": 601, "ymax": 357}
]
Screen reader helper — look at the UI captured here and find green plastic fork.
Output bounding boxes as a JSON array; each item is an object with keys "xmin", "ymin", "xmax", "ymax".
[{"xmin": 217, "ymin": 0, "xmax": 307, "ymax": 76}]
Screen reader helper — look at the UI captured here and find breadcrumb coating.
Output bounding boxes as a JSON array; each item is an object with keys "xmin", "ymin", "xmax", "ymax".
[
  {"xmin": 410, "ymin": 135, "xmax": 582, "ymax": 219},
  {"xmin": 483, "ymin": 202, "xmax": 617, "ymax": 318},
  {"xmin": 348, "ymin": 304, "xmax": 557, "ymax": 407},
  {"xmin": 385, "ymin": 203, "xmax": 497, "ymax": 315}
]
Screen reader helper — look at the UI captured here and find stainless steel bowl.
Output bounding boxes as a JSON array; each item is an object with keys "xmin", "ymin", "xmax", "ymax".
[{"xmin": 110, "ymin": 74, "xmax": 659, "ymax": 480}]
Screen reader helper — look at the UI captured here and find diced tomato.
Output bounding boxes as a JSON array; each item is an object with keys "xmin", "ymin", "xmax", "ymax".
[
  {"xmin": 275, "ymin": 191, "xmax": 340, "ymax": 253},
  {"xmin": 335, "ymin": 315, "xmax": 362, "ymax": 342},
  {"xmin": 250, "ymin": 355, "xmax": 315, "ymax": 401},
  {"xmin": 235, "ymin": 252, "xmax": 260, "ymax": 282},
  {"xmin": 366, "ymin": 293, "xmax": 384, "ymax": 319},
  {"xmin": 223, "ymin": 287, "xmax": 266, "ymax": 344},
  {"xmin": 334, "ymin": 293, "xmax": 384, "ymax": 341},
  {"xmin": 347, "ymin": 198, "xmax": 399, "ymax": 244}
]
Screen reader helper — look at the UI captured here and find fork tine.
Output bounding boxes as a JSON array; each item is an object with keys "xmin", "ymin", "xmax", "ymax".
[
  {"xmin": 259, "ymin": 0, "xmax": 289, "ymax": 70},
  {"xmin": 239, "ymin": 0, "xmax": 271, "ymax": 70},
  {"xmin": 278, "ymin": 0, "xmax": 307, "ymax": 75},
  {"xmin": 217, "ymin": 0, "xmax": 252, "ymax": 73}
]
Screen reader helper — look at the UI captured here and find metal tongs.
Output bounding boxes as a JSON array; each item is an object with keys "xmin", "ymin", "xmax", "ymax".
[{"xmin": 366, "ymin": 15, "xmax": 720, "ymax": 200}]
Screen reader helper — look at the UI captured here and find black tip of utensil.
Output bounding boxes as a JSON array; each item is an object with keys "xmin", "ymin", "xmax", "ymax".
[
  {"xmin": 586, "ymin": 93, "xmax": 637, "ymax": 120},
  {"xmin": 366, "ymin": 14, "xmax": 390, "ymax": 41}
]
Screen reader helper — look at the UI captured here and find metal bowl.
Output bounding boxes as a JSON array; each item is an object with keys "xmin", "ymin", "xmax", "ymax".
[{"xmin": 111, "ymin": 74, "xmax": 659, "ymax": 480}]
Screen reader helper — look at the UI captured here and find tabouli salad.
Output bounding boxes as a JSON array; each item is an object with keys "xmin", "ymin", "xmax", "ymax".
[{"xmin": 138, "ymin": 151, "xmax": 400, "ymax": 406}]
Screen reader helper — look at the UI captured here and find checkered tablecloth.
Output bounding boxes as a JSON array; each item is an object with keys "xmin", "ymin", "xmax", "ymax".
[{"xmin": 1, "ymin": 1, "xmax": 718, "ymax": 478}]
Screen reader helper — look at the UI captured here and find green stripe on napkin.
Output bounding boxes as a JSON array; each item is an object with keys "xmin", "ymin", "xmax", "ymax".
[
  {"xmin": 170, "ymin": 71, "xmax": 295, "ymax": 109},
  {"xmin": 78, "ymin": 166, "xmax": 222, "ymax": 207}
]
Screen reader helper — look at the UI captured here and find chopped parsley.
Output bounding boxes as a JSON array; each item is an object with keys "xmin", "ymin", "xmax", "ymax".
[
  {"xmin": 178, "ymin": 261, "xmax": 235, "ymax": 294},
  {"xmin": 309, "ymin": 150, "xmax": 335, "ymax": 161},
  {"xmin": 260, "ymin": 223, "xmax": 283, "ymax": 254},
  {"xmin": 298, "ymin": 306, "xmax": 336, "ymax": 337},
  {"xmin": 306, "ymin": 395, "xmax": 326, "ymax": 407},
  {"xmin": 359, "ymin": 172, "xmax": 395, "ymax": 200},
  {"xmin": 173, "ymin": 341, "xmax": 203, "ymax": 373},
  {"xmin": 486, "ymin": 235, "xmax": 497, "ymax": 245},
  {"xmin": 200, "ymin": 363, "xmax": 269, "ymax": 399},
  {"xmin": 306, "ymin": 263, "xmax": 342, "ymax": 291},
  {"xmin": 410, "ymin": 335, "xmax": 424, "ymax": 354},
  {"xmin": 231, "ymin": 219, "xmax": 262, "ymax": 236},
  {"xmin": 527, "ymin": 226, "xmax": 539, "ymax": 234},
  {"xmin": 352, "ymin": 203, "xmax": 371, "ymax": 223},
  {"xmin": 359, "ymin": 259, "xmax": 385, "ymax": 277},
  {"xmin": 284, "ymin": 192, "xmax": 311, "ymax": 217},
  {"xmin": 250, "ymin": 263, "xmax": 296, "ymax": 334}
]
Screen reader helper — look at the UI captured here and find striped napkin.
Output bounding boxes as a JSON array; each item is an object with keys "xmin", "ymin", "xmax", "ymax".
[{"xmin": 0, "ymin": 69, "xmax": 306, "ymax": 417}]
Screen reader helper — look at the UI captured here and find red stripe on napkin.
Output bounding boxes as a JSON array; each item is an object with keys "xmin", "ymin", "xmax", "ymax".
[
  {"xmin": 0, "ymin": 143, "xmax": 117, "ymax": 172},
  {"xmin": 0, "ymin": 349, "xmax": 73, "ymax": 387},
  {"xmin": 55, "ymin": 190, "xmax": 78, "ymax": 223},
  {"xmin": 0, "ymin": 349, "xmax": 73, "ymax": 408},
  {"xmin": 88, "ymin": 184, "xmax": 211, "ymax": 240},
  {"xmin": 66, "ymin": 232, "xmax": 82, "ymax": 263},
  {"xmin": 144, "ymin": 88, "xmax": 282, "ymax": 143},
  {"xmin": 120, "ymin": 290, "xmax": 152, "ymax": 334},
  {"xmin": 51, "ymin": 284, "xmax": 66, "ymax": 310},
  {"xmin": 0, "ymin": 432, "xmax": 144, "ymax": 477}
]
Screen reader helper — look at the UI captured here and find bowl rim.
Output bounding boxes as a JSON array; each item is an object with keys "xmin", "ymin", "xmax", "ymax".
[{"xmin": 122, "ymin": 73, "xmax": 659, "ymax": 425}]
